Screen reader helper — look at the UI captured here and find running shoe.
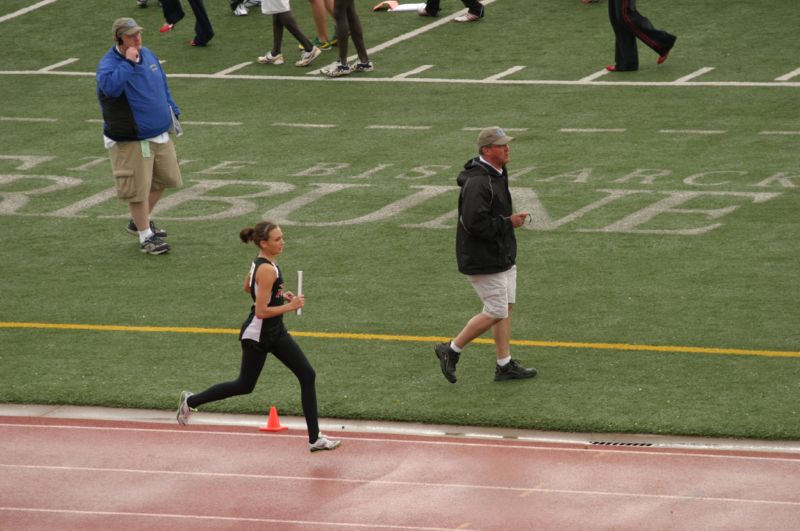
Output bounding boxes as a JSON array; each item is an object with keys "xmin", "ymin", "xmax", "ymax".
[
  {"xmin": 434, "ymin": 342, "xmax": 459, "ymax": 384},
  {"xmin": 257, "ymin": 52, "xmax": 284, "ymax": 65},
  {"xmin": 233, "ymin": 3, "xmax": 248, "ymax": 16},
  {"xmin": 321, "ymin": 62, "xmax": 352, "ymax": 78},
  {"xmin": 127, "ymin": 219, "xmax": 167, "ymax": 238},
  {"xmin": 352, "ymin": 61, "xmax": 374, "ymax": 73},
  {"xmin": 494, "ymin": 359, "xmax": 537, "ymax": 381},
  {"xmin": 299, "ymin": 37, "xmax": 332, "ymax": 51},
  {"xmin": 176, "ymin": 391, "xmax": 196, "ymax": 425},
  {"xmin": 160, "ymin": 23, "xmax": 174, "ymax": 33},
  {"xmin": 310, "ymin": 434, "xmax": 342, "ymax": 452},
  {"xmin": 453, "ymin": 13, "xmax": 480, "ymax": 22},
  {"xmin": 295, "ymin": 46, "xmax": 321, "ymax": 67},
  {"xmin": 137, "ymin": 0, "xmax": 148, "ymax": 7},
  {"xmin": 139, "ymin": 235, "xmax": 170, "ymax": 255}
]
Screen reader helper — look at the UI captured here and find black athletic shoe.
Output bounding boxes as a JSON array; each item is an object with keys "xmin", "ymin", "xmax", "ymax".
[
  {"xmin": 139, "ymin": 235, "xmax": 171, "ymax": 255},
  {"xmin": 127, "ymin": 219, "xmax": 167, "ymax": 238},
  {"xmin": 494, "ymin": 359, "xmax": 537, "ymax": 381},
  {"xmin": 434, "ymin": 342, "xmax": 459, "ymax": 384}
]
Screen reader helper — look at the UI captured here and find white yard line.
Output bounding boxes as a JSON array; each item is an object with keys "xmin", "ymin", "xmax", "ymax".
[
  {"xmin": 759, "ymin": 130, "xmax": 800, "ymax": 135},
  {"xmin": 0, "ymin": 0, "xmax": 57, "ymax": 24},
  {"xmin": 658, "ymin": 129, "xmax": 727, "ymax": 135},
  {"xmin": 393, "ymin": 65, "xmax": 434, "ymax": 79},
  {"xmin": 673, "ymin": 67, "xmax": 715, "ymax": 83},
  {"xmin": 775, "ymin": 67, "xmax": 800, "ymax": 82},
  {"xmin": 213, "ymin": 62, "xmax": 252, "ymax": 76},
  {"xmin": 38, "ymin": 58, "xmax": 78, "ymax": 72},
  {"xmin": 306, "ymin": 0, "xmax": 497, "ymax": 75},
  {"xmin": 484, "ymin": 66, "xmax": 526, "ymax": 81},
  {"xmin": 366, "ymin": 125, "xmax": 432, "ymax": 130},
  {"xmin": 272, "ymin": 122, "xmax": 337, "ymax": 128},
  {"xmin": 0, "ymin": 116, "xmax": 57, "ymax": 122},
  {"xmin": 560, "ymin": 128, "xmax": 626, "ymax": 133}
]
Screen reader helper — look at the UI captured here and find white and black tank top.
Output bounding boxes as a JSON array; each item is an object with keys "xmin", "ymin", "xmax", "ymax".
[{"xmin": 239, "ymin": 257, "xmax": 286, "ymax": 343}]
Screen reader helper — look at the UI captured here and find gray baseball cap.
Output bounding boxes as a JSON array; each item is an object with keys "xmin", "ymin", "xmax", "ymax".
[
  {"xmin": 112, "ymin": 17, "xmax": 143, "ymax": 40},
  {"xmin": 476, "ymin": 127, "xmax": 514, "ymax": 147}
]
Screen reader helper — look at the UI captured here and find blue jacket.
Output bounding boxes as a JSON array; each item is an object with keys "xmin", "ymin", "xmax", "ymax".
[
  {"xmin": 96, "ymin": 46, "xmax": 179, "ymax": 141},
  {"xmin": 455, "ymin": 157, "xmax": 517, "ymax": 275}
]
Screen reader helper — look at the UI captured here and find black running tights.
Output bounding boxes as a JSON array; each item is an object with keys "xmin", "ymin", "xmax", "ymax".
[
  {"xmin": 187, "ymin": 336, "xmax": 320, "ymax": 442},
  {"xmin": 333, "ymin": 0, "xmax": 368, "ymax": 65},
  {"xmin": 272, "ymin": 11, "xmax": 313, "ymax": 54}
]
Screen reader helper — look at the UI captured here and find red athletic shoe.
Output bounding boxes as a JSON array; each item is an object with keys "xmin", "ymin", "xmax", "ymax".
[
  {"xmin": 160, "ymin": 23, "xmax": 174, "ymax": 33},
  {"xmin": 657, "ymin": 52, "xmax": 670, "ymax": 65}
]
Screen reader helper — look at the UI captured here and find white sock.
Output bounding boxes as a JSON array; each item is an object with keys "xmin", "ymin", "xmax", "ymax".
[
  {"xmin": 139, "ymin": 228, "xmax": 154, "ymax": 243},
  {"xmin": 450, "ymin": 341, "xmax": 462, "ymax": 353},
  {"xmin": 497, "ymin": 356, "xmax": 511, "ymax": 367}
]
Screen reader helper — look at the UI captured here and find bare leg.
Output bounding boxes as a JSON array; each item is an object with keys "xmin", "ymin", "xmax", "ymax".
[
  {"xmin": 453, "ymin": 312, "xmax": 501, "ymax": 350},
  {"xmin": 309, "ymin": 0, "xmax": 330, "ymax": 41},
  {"xmin": 492, "ymin": 304, "xmax": 514, "ymax": 360}
]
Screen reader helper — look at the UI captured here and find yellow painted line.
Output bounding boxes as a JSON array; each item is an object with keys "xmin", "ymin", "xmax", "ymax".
[{"xmin": 1, "ymin": 321, "xmax": 798, "ymax": 358}]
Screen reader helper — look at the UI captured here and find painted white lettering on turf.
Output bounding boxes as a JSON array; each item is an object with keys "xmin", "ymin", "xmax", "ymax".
[
  {"xmin": 292, "ymin": 163, "xmax": 350, "ymax": 177},
  {"xmin": 0, "ymin": 155, "xmax": 56, "ymax": 171},
  {"xmin": 394, "ymin": 165, "xmax": 451, "ymax": 180},
  {"xmin": 194, "ymin": 161, "xmax": 256, "ymax": 175},
  {"xmin": 152, "ymin": 180, "xmax": 295, "ymax": 220},
  {"xmin": 67, "ymin": 157, "xmax": 108, "ymax": 172},
  {"xmin": 612, "ymin": 169, "xmax": 672, "ymax": 185},
  {"xmin": 683, "ymin": 171, "xmax": 746, "ymax": 187},
  {"xmin": 581, "ymin": 190, "xmax": 781, "ymax": 235},
  {"xmin": 517, "ymin": 188, "xmax": 646, "ymax": 231},
  {"xmin": 0, "ymin": 174, "xmax": 82, "ymax": 214},
  {"xmin": 752, "ymin": 173, "xmax": 799, "ymax": 188}
]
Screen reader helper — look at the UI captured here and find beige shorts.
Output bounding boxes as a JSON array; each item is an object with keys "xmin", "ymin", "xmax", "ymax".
[
  {"xmin": 109, "ymin": 139, "xmax": 182, "ymax": 203},
  {"xmin": 467, "ymin": 265, "xmax": 517, "ymax": 319},
  {"xmin": 261, "ymin": 0, "xmax": 290, "ymax": 14}
]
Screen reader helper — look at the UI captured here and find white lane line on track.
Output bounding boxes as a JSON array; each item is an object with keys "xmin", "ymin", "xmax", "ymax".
[
  {"xmin": 393, "ymin": 65, "xmax": 434, "ymax": 79},
  {"xmin": 2, "ymin": 423, "xmax": 800, "ymax": 461},
  {"xmin": 0, "ymin": 117, "xmax": 57, "ymax": 122},
  {"xmin": 3, "ymin": 463, "xmax": 800, "ymax": 507},
  {"xmin": 658, "ymin": 129, "xmax": 727, "ymax": 135},
  {"xmin": 272, "ymin": 122, "xmax": 337, "ymax": 128},
  {"xmin": 674, "ymin": 67, "xmax": 715, "ymax": 83},
  {"xmin": 0, "ymin": 507, "xmax": 450, "ymax": 530}
]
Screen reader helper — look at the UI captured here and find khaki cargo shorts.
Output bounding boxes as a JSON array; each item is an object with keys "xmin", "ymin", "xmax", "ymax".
[
  {"xmin": 109, "ymin": 139, "xmax": 182, "ymax": 203},
  {"xmin": 467, "ymin": 265, "xmax": 517, "ymax": 319}
]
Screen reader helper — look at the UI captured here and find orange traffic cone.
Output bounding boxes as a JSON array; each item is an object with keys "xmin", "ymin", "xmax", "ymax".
[{"xmin": 259, "ymin": 405, "xmax": 288, "ymax": 432}]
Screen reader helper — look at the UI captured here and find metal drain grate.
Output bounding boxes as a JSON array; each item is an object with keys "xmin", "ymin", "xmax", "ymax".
[{"xmin": 589, "ymin": 440, "xmax": 654, "ymax": 447}]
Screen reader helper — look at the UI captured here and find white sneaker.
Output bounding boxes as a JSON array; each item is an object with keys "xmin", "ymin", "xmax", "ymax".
[
  {"xmin": 453, "ymin": 13, "xmax": 480, "ymax": 22},
  {"xmin": 309, "ymin": 434, "xmax": 342, "ymax": 452},
  {"xmin": 295, "ymin": 46, "xmax": 321, "ymax": 67},
  {"xmin": 243, "ymin": 0, "xmax": 260, "ymax": 6},
  {"xmin": 257, "ymin": 52, "xmax": 284, "ymax": 65},
  {"xmin": 352, "ymin": 61, "xmax": 374, "ymax": 73},
  {"xmin": 176, "ymin": 391, "xmax": 196, "ymax": 426},
  {"xmin": 321, "ymin": 61, "xmax": 352, "ymax": 78},
  {"xmin": 233, "ymin": 3, "xmax": 248, "ymax": 16}
]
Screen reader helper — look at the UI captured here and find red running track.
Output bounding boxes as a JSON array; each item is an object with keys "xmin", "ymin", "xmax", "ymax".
[{"xmin": 1, "ymin": 416, "xmax": 800, "ymax": 530}]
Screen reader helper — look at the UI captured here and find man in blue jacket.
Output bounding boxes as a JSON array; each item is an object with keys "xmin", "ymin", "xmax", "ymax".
[
  {"xmin": 97, "ymin": 17, "xmax": 183, "ymax": 255},
  {"xmin": 434, "ymin": 127, "xmax": 537, "ymax": 383}
]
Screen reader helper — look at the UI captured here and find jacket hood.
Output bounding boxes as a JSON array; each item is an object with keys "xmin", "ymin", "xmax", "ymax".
[{"xmin": 457, "ymin": 157, "xmax": 502, "ymax": 187}]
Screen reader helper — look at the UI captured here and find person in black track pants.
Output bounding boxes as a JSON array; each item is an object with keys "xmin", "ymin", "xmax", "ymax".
[{"xmin": 606, "ymin": 0, "xmax": 676, "ymax": 72}]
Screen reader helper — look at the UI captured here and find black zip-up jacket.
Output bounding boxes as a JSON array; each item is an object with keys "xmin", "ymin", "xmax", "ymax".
[{"xmin": 455, "ymin": 157, "xmax": 516, "ymax": 275}]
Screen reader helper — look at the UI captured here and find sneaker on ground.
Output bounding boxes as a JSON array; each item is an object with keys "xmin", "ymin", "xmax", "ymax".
[
  {"xmin": 137, "ymin": 0, "xmax": 148, "ymax": 7},
  {"xmin": 140, "ymin": 235, "xmax": 171, "ymax": 255},
  {"xmin": 494, "ymin": 359, "xmax": 537, "ymax": 381},
  {"xmin": 299, "ymin": 37, "xmax": 332, "ymax": 51},
  {"xmin": 295, "ymin": 46, "xmax": 322, "ymax": 67},
  {"xmin": 310, "ymin": 434, "xmax": 342, "ymax": 452},
  {"xmin": 257, "ymin": 52, "xmax": 284, "ymax": 65},
  {"xmin": 329, "ymin": 34, "xmax": 338, "ymax": 46},
  {"xmin": 160, "ymin": 23, "xmax": 174, "ymax": 33},
  {"xmin": 176, "ymin": 391, "xmax": 196, "ymax": 426},
  {"xmin": 233, "ymin": 3, "xmax": 248, "ymax": 15},
  {"xmin": 352, "ymin": 61, "xmax": 374, "ymax": 73},
  {"xmin": 453, "ymin": 13, "xmax": 480, "ymax": 22},
  {"xmin": 434, "ymin": 342, "xmax": 459, "ymax": 384},
  {"xmin": 127, "ymin": 219, "xmax": 167, "ymax": 238},
  {"xmin": 321, "ymin": 62, "xmax": 352, "ymax": 78},
  {"xmin": 417, "ymin": 6, "xmax": 434, "ymax": 16}
]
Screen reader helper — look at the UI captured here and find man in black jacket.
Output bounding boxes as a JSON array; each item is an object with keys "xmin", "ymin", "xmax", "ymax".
[{"xmin": 434, "ymin": 127, "xmax": 537, "ymax": 384}]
